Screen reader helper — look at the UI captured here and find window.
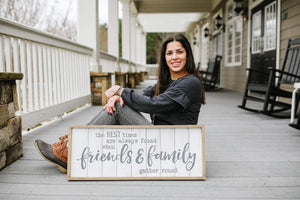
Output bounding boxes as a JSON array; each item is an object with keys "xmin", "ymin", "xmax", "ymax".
[
  {"xmin": 225, "ymin": 1, "xmax": 243, "ymax": 66},
  {"xmin": 252, "ymin": 11, "xmax": 261, "ymax": 54},
  {"xmin": 213, "ymin": 33, "xmax": 222, "ymax": 58},
  {"xmin": 264, "ymin": 1, "xmax": 276, "ymax": 51}
]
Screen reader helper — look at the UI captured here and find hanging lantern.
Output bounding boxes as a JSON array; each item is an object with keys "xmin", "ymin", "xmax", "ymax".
[
  {"xmin": 215, "ymin": 14, "xmax": 222, "ymax": 29},
  {"xmin": 193, "ymin": 37, "xmax": 197, "ymax": 45},
  {"xmin": 204, "ymin": 27, "xmax": 209, "ymax": 38},
  {"xmin": 234, "ymin": 0, "xmax": 243, "ymax": 14}
]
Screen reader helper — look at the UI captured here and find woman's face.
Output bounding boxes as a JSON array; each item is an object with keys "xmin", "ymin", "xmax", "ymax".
[{"xmin": 165, "ymin": 41, "xmax": 187, "ymax": 79}]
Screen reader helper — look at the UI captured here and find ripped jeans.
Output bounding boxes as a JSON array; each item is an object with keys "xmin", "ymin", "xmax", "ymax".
[{"xmin": 87, "ymin": 102, "xmax": 152, "ymax": 125}]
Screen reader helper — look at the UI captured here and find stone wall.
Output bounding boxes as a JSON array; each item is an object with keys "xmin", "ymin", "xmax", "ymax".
[
  {"xmin": 115, "ymin": 72, "xmax": 127, "ymax": 88},
  {"xmin": 90, "ymin": 71, "xmax": 148, "ymax": 105},
  {"xmin": 90, "ymin": 73, "xmax": 112, "ymax": 105},
  {"xmin": 0, "ymin": 72, "xmax": 23, "ymax": 170},
  {"xmin": 127, "ymin": 72, "xmax": 148, "ymax": 89}
]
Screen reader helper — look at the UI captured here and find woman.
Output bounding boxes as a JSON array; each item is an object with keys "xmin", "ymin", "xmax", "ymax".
[{"xmin": 34, "ymin": 34, "xmax": 205, "ymax": 173}]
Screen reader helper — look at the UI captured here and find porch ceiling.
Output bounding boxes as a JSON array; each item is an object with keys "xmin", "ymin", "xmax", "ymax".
[{"xmin": 133, "ymin": 0, "xmax": 212, "ymax": 33}]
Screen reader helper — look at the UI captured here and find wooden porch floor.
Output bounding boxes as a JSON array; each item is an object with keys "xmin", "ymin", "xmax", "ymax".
[{"xmin": 1, "ymin": 80, "xmax": 300, "ymax": 199}]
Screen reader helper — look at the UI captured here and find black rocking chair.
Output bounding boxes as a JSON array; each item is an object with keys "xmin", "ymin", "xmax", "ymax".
[
  {"xmin": 199, "ymin": 55, "xmax": 222, "ymax": 90},
  {"xmin": 238, "ymin": 38, "xmax": 300, "ymax": 118}
]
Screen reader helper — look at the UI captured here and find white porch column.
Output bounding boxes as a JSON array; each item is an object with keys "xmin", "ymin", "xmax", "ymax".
[
  {"xmin": 136, "ymin": 25, "xmax": 142, "ymax": 65},
  {"xmin": 141, "ymin": 32, "xmax": 147, "ymax": 65},
  {"xmin": 130, "ymin": 13, "xmax": 137, "ymax": 71},
  {"xmin": 108, "ymin": 0, "xmax": 119, "ymax": 71},
  {"xmin": 108, "ymin": 0, "xmax": 119, "ymax": 58},
  {"xmin": 121, "ymin": 0, "xmax": 131, "ymax": 61},
  {"xmin": 77, "ymin": 0, "xmax": 100, "ymax": 72}
]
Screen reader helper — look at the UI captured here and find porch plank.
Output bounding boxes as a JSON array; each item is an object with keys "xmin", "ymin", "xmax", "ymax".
[
  {"xmin": 0, "ymin": 182, "xmax": 299, "ymax": 199},
  {"xmin": 0, "ymin": 86, "xmax": 300, "ymax": 199}
]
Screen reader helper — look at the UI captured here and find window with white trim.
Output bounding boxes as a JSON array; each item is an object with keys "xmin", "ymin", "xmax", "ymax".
[
  {"xmin": 252, "ymin": 10, "xmax": 261, "ymax": 54},
  {"xmin": 213, "ymin": 33, "xmax": 222, "ymax": 58},
  {"xmin": 264, "ymin": 1, "xmax": 276, "ymax": 51},
  {"xmin": 225, "ymin": 1, "xmax": 243, "ymax": 66}
]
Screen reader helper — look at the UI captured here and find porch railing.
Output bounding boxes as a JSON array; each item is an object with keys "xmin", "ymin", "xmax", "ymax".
[{"xmin": 0, "ymin": 18, "xmax": 92, "ymax": 130}]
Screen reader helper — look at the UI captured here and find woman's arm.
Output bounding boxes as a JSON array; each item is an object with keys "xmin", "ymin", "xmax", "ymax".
[
  {"xmin": 142, "ymin": 85, "xmax": 156, "ymax": 97},
  {"xmin": 103, "ymin": 95, "xmax": 124, "ymax": 114},
  {"xmin": 121, "ymin": 88, "xmax": 182, "ymax": 114}
]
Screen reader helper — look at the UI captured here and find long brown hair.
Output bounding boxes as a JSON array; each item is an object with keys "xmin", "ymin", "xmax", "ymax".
[{"xmin": 154, "ymin": 34, "xmax": 206, "ymax": 104}]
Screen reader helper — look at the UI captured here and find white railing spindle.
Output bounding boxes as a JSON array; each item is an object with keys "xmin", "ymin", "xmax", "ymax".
[
  {"xmin": 4, "ymin": 36, "xmax": 12, "ymax": 72},
  {"xmin": 12, "ymin": 38, "xmax": 22, "ymax": 111},
  {"xmin": 26, "ymin": 41, "xmax": 34, "ymax": 112},
  {"xmin": 32, "ymin": 42, "xmax": 39, "ymax": 110},
  {"xmin": 42, "ymin": 45, "xmax": 49, "ymax": 107},
  {"xmin": 0, "ymin": 36, "xmax": 5, "ymax": 72},
  {"xmin": 19, "ymin": 40, "xmax": 27, "ymax": 113},
  {"xmin": 46, "ymin": 46, "xmax": 53, "ymax": 107},
  {"xmin": 37, "ymin": 44, "xmax": 44, "ymax": 108},
  {"xmin": 0, "ymin": 18, "xmax": 98, "ymax": 130}
]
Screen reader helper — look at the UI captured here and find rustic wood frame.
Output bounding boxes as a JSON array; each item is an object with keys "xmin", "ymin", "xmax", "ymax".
[{"xmin": 67, "ymin": 125, "xmax": 205, "ymax": 181}]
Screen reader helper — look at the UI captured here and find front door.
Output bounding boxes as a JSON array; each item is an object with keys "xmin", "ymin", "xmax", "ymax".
[{"xmin": 250, "ymin": 0, "xmax": 277, "ymax": 84}]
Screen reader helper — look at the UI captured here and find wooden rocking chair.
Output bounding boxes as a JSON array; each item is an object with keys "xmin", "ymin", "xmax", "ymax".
[
  {"xmin": 199, "ymin": 55, "xmax": 222, "ymax": 90},
  {"xmin": 238, "ymin": 38, "xmax": 300, "ymax": 118}
]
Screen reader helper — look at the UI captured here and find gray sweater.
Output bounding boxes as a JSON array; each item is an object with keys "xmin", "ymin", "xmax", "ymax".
[{"xmin": 121, "ymin": 74, "xmax": 202, "ymax": 125}]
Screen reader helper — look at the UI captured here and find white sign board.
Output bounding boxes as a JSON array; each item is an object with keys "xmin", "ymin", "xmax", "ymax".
[{"xmin": 67, "ymin": 125, "xmax": 205, "ymax": 180}]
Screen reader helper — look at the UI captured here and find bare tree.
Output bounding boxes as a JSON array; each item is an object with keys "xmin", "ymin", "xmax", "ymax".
[{"xmin": 0, "ymin": 0, "xmax": 76, "ymax": 41}]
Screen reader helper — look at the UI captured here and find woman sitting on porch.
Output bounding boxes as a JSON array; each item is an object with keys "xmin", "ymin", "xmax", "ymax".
[{"xmin": 34, "ymin": 34, "xmax": 206, "ymax": 173}]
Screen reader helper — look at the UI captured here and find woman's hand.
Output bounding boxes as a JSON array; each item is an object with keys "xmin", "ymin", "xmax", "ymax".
[
  {"xmin": 103, "ymin": 95, "xmax": 124, "ymax": 114},
  {"xmin": 105, "ymin": 85, "xmax": 121, "ymax": 99}
]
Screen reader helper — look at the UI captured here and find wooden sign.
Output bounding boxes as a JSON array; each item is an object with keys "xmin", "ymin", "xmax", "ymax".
[{"xmin": 67, "ymin": 125, "xmax": 205, "ymax": 180}]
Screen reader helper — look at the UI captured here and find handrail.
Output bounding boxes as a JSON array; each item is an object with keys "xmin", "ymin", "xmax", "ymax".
[
  {"xmin": 0, "ymin": 18, "xmax": 92, "ymax": 130},
  {"xmin": 0, "ymin": 17, "xmax": 93, "ymax": 55},
  {"xmin": 100, "ymin": 51, "xmax": 118, "ymax": 61},
  {"xmin": 0, "ymin": 18, "xmax": 150, "ymax": 130}
]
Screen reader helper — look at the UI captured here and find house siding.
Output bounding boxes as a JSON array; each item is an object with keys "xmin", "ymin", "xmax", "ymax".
[
  {"xmin": 198, "ymin": 0, "xmax": 300, "ymax": 93},
  {"xmin": 221, "ymin": 15, "xmax": 249, "ymax": 92},
  {"xmin": 277, "ymin": 0, "xmax": 300, "ymax": 102},
  {"xmin": 219, "ymin": 0, "xmax": 300, "ymax": 93},
  {"xmin": 280, "ymin": 0, "xmax": 300, "ymax": 65}
]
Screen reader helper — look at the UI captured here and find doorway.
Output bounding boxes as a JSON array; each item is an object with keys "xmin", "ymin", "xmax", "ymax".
[{"xmin": 250, "ymin": 0, "xmax": 277, "ymax": 83}]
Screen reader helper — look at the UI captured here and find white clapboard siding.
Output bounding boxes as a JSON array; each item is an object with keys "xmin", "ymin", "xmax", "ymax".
[{"xmin": 68, "ymin": 126, "xmax": 205, "ymax": 180}]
